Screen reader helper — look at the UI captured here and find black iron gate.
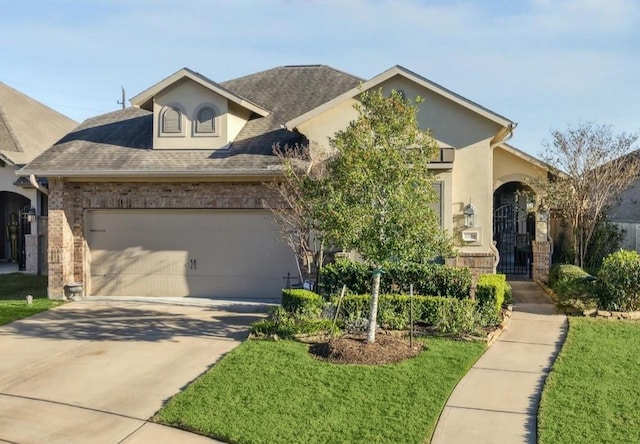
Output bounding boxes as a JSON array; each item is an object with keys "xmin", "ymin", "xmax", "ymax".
[
  {"xmin": 494, "ymin": 204, "xmax": 533, "ymax": 276},
  {"xmin": 17, "ymin": 205, "xmax": 32, "ymax": 271}
]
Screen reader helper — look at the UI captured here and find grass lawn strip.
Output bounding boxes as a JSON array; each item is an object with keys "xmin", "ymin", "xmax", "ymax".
[
  {"xmin": 155, "ymin": 338, "xmax": 484, "ymax": 444},
  {"xmin": 0, "ymin": 273, "xmax": 62, "ymax": 325},
  {"xmin": 538, "ymin": 318, "xmax": 640, "ymax": 443}
]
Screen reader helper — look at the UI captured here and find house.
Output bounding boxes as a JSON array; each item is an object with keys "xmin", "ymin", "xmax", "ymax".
[
  {"xmin": 19, "ymin": 65, "xmax": 552, "ymax": 300},
  {"xmin": 605, "ymin": 168, "xmax": 640, "ymax": 252},
  {"xmin": 0, "ymin": 82, "xmax": 77, "ymax": 273}
]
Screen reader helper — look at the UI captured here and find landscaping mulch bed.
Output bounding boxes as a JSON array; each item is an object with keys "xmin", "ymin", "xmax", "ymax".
[{"xmin": 309, "ymin": 334, "xmax": 423, "ymax": 365}]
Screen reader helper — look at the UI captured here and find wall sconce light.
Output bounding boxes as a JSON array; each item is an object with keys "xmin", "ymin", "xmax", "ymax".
[
  {"xmin": 463, "ymin": 203, "xmax": 476, "ymax": 227},
  {"xmin": 537, "ymin": 205, "xmax": 549, "ymax": 222},
  {"xmin": 25, "ymin": 207, "xmax": 36, "ymax": 223}
]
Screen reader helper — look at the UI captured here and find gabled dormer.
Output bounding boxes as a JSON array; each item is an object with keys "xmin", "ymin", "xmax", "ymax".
[{"xmin": 130, "ymin": 68, "xmax": 270, "ymax": 150}]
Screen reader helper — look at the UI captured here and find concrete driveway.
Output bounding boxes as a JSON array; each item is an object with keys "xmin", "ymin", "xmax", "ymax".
[{"xmin": 0, "ymin": 297, "xmax": 271, "ymax": 444}]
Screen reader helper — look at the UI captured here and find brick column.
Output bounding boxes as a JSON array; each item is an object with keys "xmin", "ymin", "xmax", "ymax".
[
  {"xmin": 532, "ymin": 241, "xmax": 551, "ymax": 283},
  {"xmin": 47, "ymin": 180, "xmax": 75, "ymax": 299},
  {"xmin": 24, "ymin": 234, "xmax": 38, "ymax": 274}
]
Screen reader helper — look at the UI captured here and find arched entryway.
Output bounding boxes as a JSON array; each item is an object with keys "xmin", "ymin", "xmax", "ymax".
[
  {"xmin": 493, "ymin": 182, "xmax": 536, "ymax": 276},
  {"xmin": 0, "ymin": 191, "xmax": 32, "ymax": 267}
]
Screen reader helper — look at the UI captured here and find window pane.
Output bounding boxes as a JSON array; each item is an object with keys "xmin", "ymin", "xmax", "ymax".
[
  {"xmin": 163, "ymin": 107, "xmax": 181, "ymax": 133},
  {"xmin": 196, "ymin": 107, "xmax": 215, "ymax": 133}
]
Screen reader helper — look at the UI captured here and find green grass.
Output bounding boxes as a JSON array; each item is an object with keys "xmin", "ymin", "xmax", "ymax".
[
  {"xmin": 0, "ymin": 273, "xmax": 62, "ymax": 325},
  {"xmin": 538, "ymin": 318, "xmax": 640, "ymax": 443},
  {"xmin": 155, "ymin": 338, "xmax": 484, "ymax": 444}
]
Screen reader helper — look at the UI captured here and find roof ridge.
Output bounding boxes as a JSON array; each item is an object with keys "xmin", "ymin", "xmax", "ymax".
[{"xmin": 222, "ymin": 64, "xmax": 363, "ymax": 84}]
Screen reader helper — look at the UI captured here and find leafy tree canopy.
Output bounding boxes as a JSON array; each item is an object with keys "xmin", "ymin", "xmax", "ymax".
[{"xmin": 307, "ymin": 88, "xmax": 454, "ymax": 267}]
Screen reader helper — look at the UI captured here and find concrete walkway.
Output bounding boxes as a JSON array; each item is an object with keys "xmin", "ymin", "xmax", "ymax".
[
  {"xmin": 431, "ymin": 280, "xmax": 567, "ymax": 444},
  {"xmin": 0, "ymin": 261, "xmax": 19, "ymax": 274},
  {"xmin": 0, "ymin": 297, "xmax": 271, "ymax": 444}
]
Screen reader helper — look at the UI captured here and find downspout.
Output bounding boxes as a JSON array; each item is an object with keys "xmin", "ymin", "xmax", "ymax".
[
  {"xmin": 29, "ymin": 175, "xmax": 48, "ymax": 195},
  {"xmin": 490, "ymin": 122, "xmax": 517, "ymax": 149}
]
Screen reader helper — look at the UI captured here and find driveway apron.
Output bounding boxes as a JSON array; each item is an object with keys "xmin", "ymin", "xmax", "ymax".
[
  {"xmin": 431, "ymin": 280, "xmax": 567, "ymax": 444},
  {"xmin": 0, "ymin": 297, "xmax": 270, "ymax": 444}
]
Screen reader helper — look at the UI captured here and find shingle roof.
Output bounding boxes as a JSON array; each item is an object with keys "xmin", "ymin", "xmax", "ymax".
[
  {"xmin": 23, "ymin": 107, "xmax": 296, "ymax": 175},
  {"xmin": 21, "ymin": 65, "xmax": 361, "ymax": 177},
  {"xmin": 0, "ymin": 82, "xmax": 77, "ymax": 166}
]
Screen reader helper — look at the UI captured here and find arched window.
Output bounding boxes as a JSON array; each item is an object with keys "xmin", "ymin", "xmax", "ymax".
[
  {"xmin": 161, "ymin": 106, "xmax": 183, "ymax": 135},
  {"xmin": 195, "ymin": 106, "xmax": 216, "ymax": 134}
]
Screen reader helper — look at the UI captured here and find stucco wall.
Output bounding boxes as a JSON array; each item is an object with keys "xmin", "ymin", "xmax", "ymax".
[
  {"xmin": 493, "ymin": 146, "xmax": 546, "ymax": 191},
  {"xmin": 295, "ymin": 74, "xmax": 505, "ymax": 259},
  {"xmin": 152, "ymin": 80, "xmax": 237, "ymax": 150}
]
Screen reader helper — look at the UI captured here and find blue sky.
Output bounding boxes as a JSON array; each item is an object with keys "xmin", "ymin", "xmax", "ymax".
[{"xmin": 2, "ymin": 0, "xmax": 638, "ymax": 156}]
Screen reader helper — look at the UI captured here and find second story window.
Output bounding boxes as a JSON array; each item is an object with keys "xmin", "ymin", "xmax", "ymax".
[
  {"xmin": 195, "ymin": 106, "xmax": 217, "ymax": 134},
  {"xmin": 160, "ymin": 105, "xmax": 184, "ymax": 136}
]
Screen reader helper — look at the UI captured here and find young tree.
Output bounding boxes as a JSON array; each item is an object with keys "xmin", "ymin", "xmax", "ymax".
[
  {"xmin": 539, "ymin": 122, "xmax": 640, "ymax": 268},
  {"xmin": 307, "ymin": 88, "xmax": 454, "ymax": 343},
  {"xmin": 263, "ymin": 143, "xmax": 327, "ymax": 284}
]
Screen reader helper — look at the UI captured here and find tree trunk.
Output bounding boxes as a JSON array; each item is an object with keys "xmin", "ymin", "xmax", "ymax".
[{"xmin": 367, "ymin": 270, "xmax": 382, "ymax": 343}]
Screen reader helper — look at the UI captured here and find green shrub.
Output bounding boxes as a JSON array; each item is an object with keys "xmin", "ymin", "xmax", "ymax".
[
  {"xmin": 476, "ymin": 274, "xmax": 506, "ymax": 315},
  {"xmin": 584, "ymin": 219, "xmax": 624, "ymax": 274},
  {"xmin": 321, "ymin": 259, "xmax": 471, "ymax": 298},
  {"xmin": 504, "ymin": 282, "xmax": 513, "ymax": 305},
  {"xmin": 597, "ymin": 250, "xmax": 640, "ymax": 311},
  {"xmin": 435, "ymin": 299, "xmax": 478, "ymax": 335},
  {"xmin": 320, "ymin": 260, "xmax": 371, "ymax": 295},
  {"xmin": 251, "ymin": 306, "xmax": 338, "ymax": 338},
  {"xmin": 549, "ymin": 264, "xmax": 590, "ymax": 287},
  {"xmin": 333, "ymin": 293, "xmax": 481, "ymax": 334},
  {"xmin": 549, "ymin": 264, "xmax": 597, "ymax": 310},
  {"xmin": 281, "ymin": 289, "xmax": 324, "ymax": 317},
  {"xmin": 475, "ymin": 302, "xmax": 501, "ymax": 328}
]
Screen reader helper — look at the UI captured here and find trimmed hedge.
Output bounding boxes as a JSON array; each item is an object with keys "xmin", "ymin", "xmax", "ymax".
[
  {"xmin": 597, "ymin": 250, "xmax": 640, "ymax": 311},
  {"xmin": 251, "ymin": 306, "xmax": 337, "ymax": 338},
  {"xmin": 549, "ymin": 264, "xmax": 597, "ymax": 310},
  {"xmin": 321, "ymin": 259, "xmax": 471, "ymax": 299},
  {"xmin": 281, "ymin": 289, "xmax": 324, "ymax": 315},
  {"xmin": 332, "ymin": 293, "xmax": 478, "ymax": 331},
  {"xmin": 476, "ymin": 274, "xmax": 507, "ymax": 315},
  {"xmin": 549, "ymin": 264, "xmax": 591, "ymax": 287}
]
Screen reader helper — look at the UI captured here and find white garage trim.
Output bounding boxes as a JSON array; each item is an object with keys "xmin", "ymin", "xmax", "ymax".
[{"xmin": 85, "ymin": 209, "xmax": 298, "ymax": 299}]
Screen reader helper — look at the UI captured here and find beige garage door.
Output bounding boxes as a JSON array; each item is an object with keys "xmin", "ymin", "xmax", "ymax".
[{"xmin": 87, "ymin": 210, "xmax": 299, "ymax": 299}]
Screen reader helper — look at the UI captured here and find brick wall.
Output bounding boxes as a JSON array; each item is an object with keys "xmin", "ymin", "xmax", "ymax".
[
  {"xmin": 446, "ymin": 252, "xmax": 496, "ymax": 298},
  {"xmin": 47, "ymin": 180, "xmax": 279, "ymax": 298}
]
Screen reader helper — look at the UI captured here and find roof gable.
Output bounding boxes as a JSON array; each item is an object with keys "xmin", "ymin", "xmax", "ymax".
[
  {"xmin": 496, "ymin": 143, "xmax": 554, "ymax": 172},
  {"xmin": 129, "ymin": 68, "xmax": 270, "ymax": 117},
  {"xmin": 286, "ymin": 65, "xmax": 513, "ymax": 130},
  {"xmin": 0, "ymin": 82, "xmax": 77, "ymax": 165}
]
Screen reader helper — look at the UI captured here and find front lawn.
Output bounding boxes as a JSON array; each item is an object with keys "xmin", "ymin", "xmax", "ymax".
[
  {"xmin": 538, "ymin": 318, "xmax": 640, "ymax": 443},
  {"xmin": 0, "ymin": 273, "xmax": 62, "ymax": 325},
  {"xmin": 155, "ymin": 337, "xmax": 485, "ymax": 444}
]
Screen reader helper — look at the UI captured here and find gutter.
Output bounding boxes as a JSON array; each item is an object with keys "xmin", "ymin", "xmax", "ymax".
[
  {"xmin": 490, "ymin": 123, "xmax": 517, "ymax": 149},
  {"xmin": 17, "ymin": 168, "xmax": 288, "ymax": 180},
  {"xmin": 29, "ymin": 175, "xmax": 48, "ymax": 195}
]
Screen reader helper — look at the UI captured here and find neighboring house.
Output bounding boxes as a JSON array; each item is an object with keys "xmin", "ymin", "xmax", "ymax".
[
  {"xmin": 20, "ymin": 65, "xmax": 552, "ymax": 299},
  {"xmin": 606, "ymin": 171, "xmax": 640, "ymax": 251},
  {"xmin": 0, "ymin": 82, "xmax": 77, "ymax": 273}
]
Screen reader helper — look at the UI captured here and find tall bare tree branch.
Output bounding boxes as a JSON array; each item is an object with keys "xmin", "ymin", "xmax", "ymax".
[{"xmin": 539, "ymin": 122, "xmax": 640, "ymax": 267}]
